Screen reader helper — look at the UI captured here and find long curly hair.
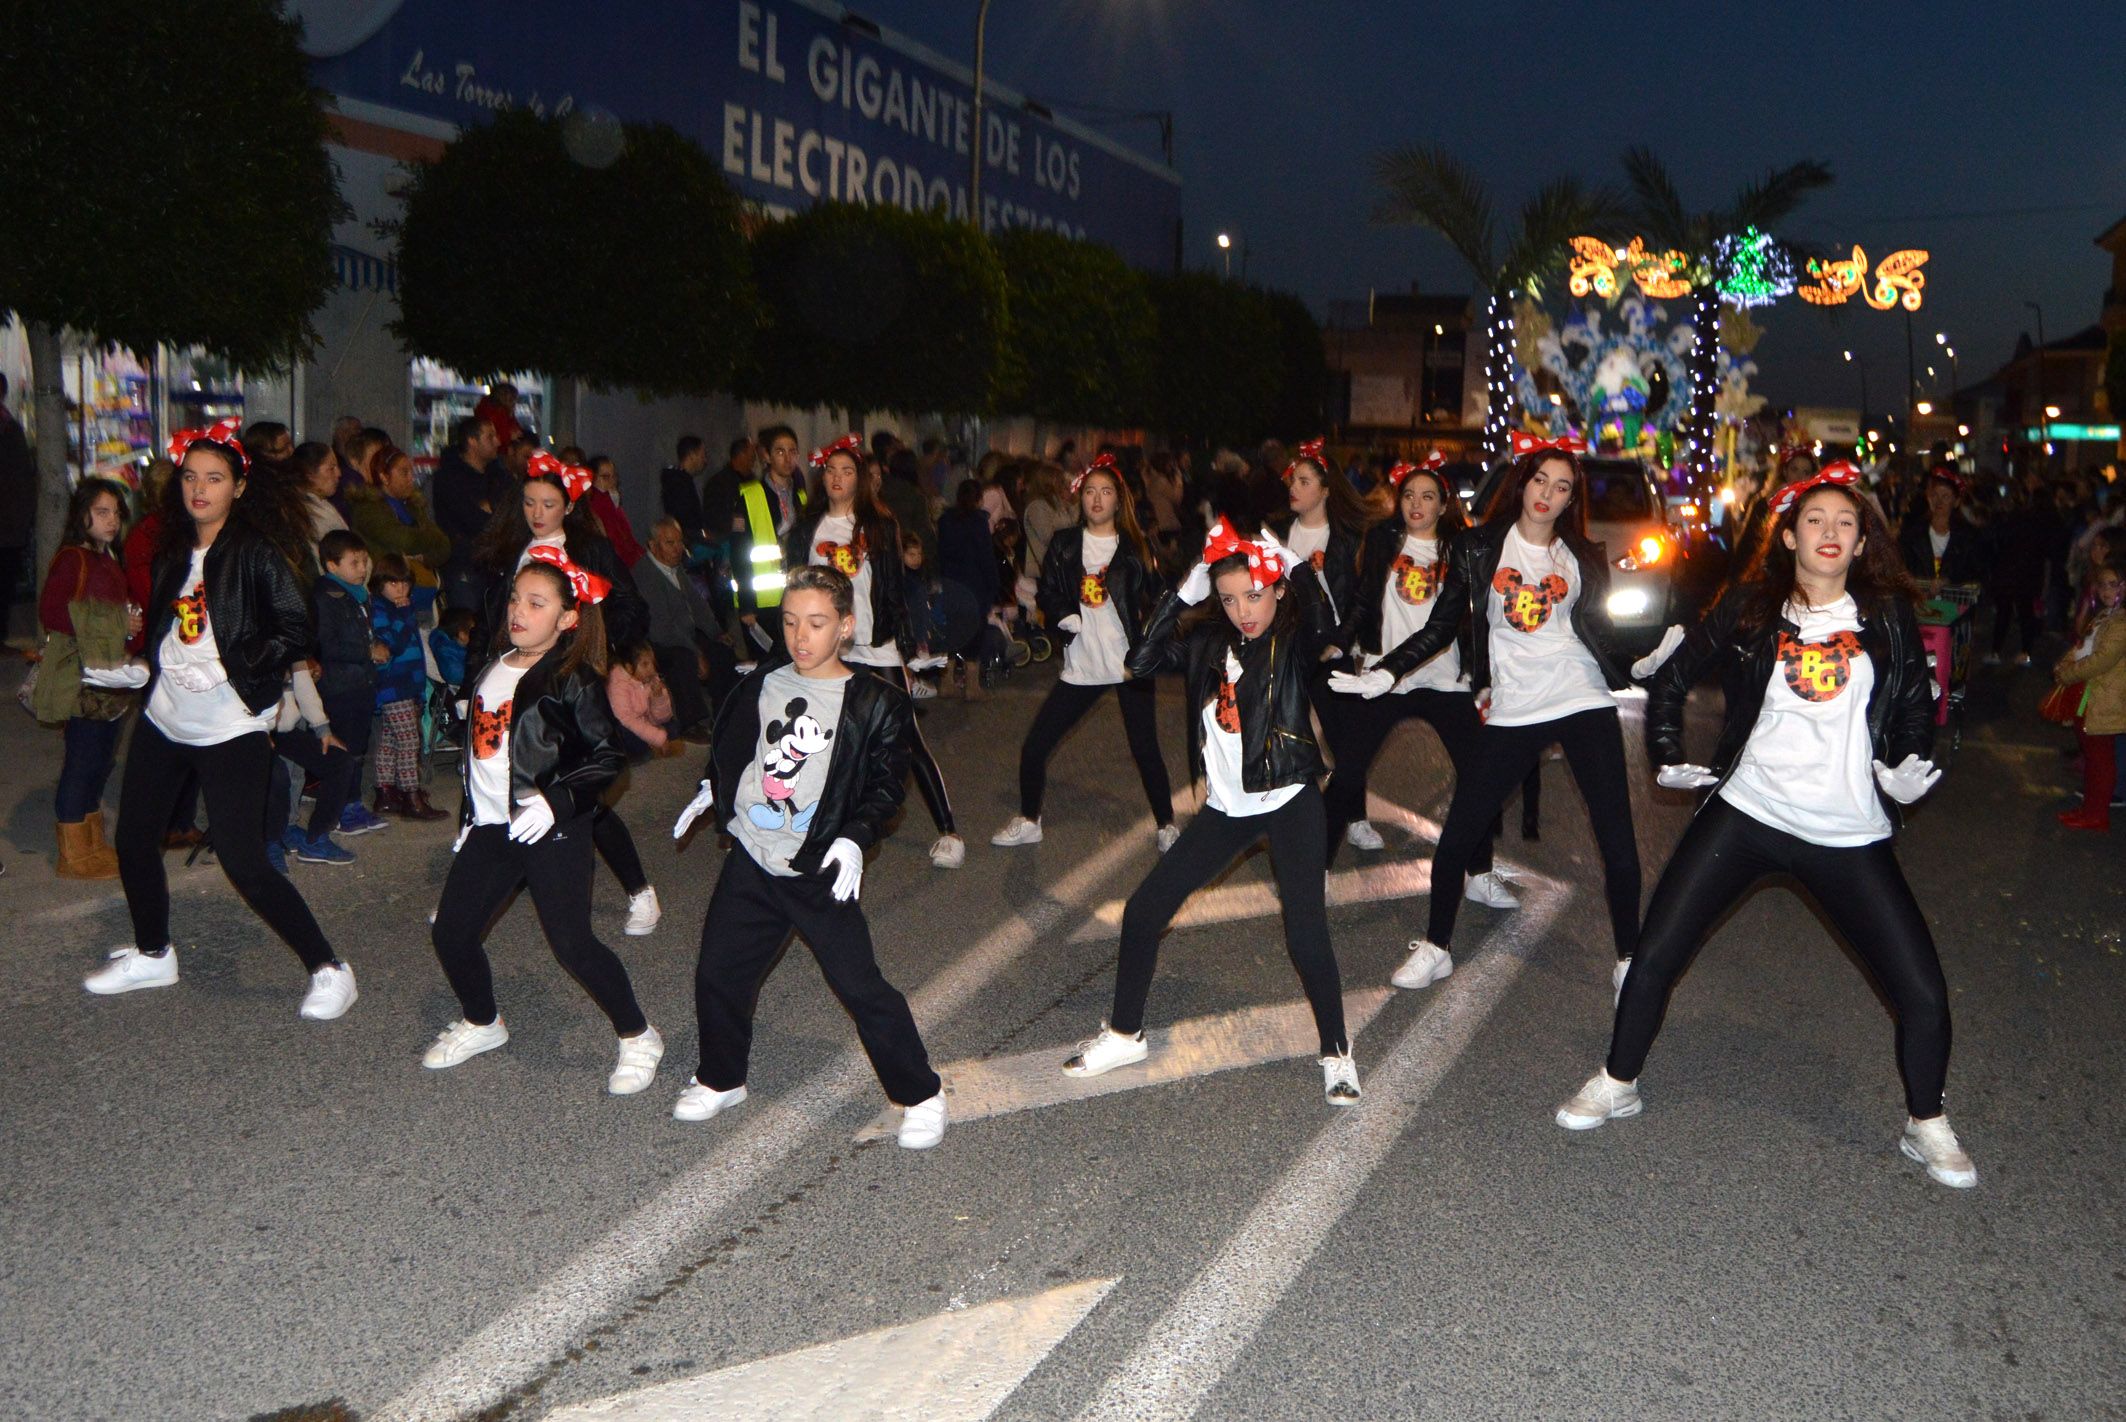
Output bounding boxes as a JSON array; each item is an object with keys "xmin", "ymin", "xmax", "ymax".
[
  {"xmin": 475, "ymin": 468, "xmax": 608, "ymax": 573},
  {"xmin": 1732, "ymin": 483, "xmax": 1918, "ymax": 636},
  {"xmin": 1482, "ymin": 447, "xmax": 1590, "ymax": 544},
  {"xmin": 1287, "ymin": 452, "xmax": 1370, "ymax": 542},
  {"xmin": 158, "ymin": 439, "xmax": 316, "ymax": 582}
]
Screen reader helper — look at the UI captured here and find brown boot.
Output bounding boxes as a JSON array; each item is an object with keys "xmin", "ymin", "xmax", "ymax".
[
  {"xmin": 405, "ymin": 787, "xmax": 448, "ymax": 822},
  {"xmin": 374, "ymin": 786, "xmax": 408, "ymax": 818},
  {"xmin": 56, "ymin": 819, "xmax": 120, "ymax": 879}
]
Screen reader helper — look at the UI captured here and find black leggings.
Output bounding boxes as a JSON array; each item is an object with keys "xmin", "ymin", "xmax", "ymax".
[
  {"xmin": 431, "ymin": 820, "xmax": 648, "ymax": 1034},
  {"xmin": 114, "ymin": 722, "xmax": 337, "ymax": 972},
  {"xmin": 858, "ymin": 664, "xmax": 955, "ymax": 835},
  {"xmin": 693, "ymin": 847, "xmax": 941, "ymax": 1105},
  {"xmin": 1019, "ymin": 676, "xmax": 1173, "ymax": 825},
  {"xmin": 1321, "ymin": 687, "xmax": 1492, "ymax": 873},
  {"xmin": 593, "ymin": 804, "xmax": 648, "ymax": 896},
  {"xmin": 1429, "ymin": 706, "xmax": 1639, "ymax": 958},
  {"xmin": 1110, "ymin": 783, "xmax": 1347, "ymax": 1057},
  {"xmin": 1608, "ymin": 796, "xmax": 1951, "ymax": 1118}
]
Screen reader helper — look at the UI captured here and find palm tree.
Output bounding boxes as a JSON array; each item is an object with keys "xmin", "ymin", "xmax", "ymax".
[
  {"xmin": 1372, "ymin": 144, "xmax": 1624, "ymax": 458},
  {"xmin": 1620, "ymin": 148, "xmax": 1833, "ymax": 484}
]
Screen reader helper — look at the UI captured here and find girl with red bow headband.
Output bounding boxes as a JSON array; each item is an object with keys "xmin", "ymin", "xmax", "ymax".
[
  {"xmin": 993, "ymin": 456, "xmax": 1174, "ymax": 852},
  {"xmin": 786, "ymin": 435, "xmax": 966, "ymax": 869},
  {"xmin": 421, "ymin": 550, "xmax": 667, "ymax": 1095},
  {"xmin": 1896, "ymin": 463, "xmax": 1981, "ymax": 588},
  {"xmin": 1333, "ymin": 435, "xmax": 1641, "ymax": 1001},
  {"xmin": 1274, "ymin": 439, "xmax": 1368, "ymax": 630},
  {"xmin": 1558, "ymin": 474, "xmax": 1975, "ymax": 1190},
  {"xmin": 1064, "ymin": 518, "xmax": 1364, "ymax": 1108}
]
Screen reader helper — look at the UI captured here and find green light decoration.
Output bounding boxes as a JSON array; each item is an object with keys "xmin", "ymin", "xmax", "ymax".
[{"xmin": 1716, "ymin": 227, "xmax": 1794, "ymax": 308}]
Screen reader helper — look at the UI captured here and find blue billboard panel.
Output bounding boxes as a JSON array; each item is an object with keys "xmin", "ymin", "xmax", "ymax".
[{"xmin": 297, "ymin": 0, "xmax": 1181, "ymax": 270}]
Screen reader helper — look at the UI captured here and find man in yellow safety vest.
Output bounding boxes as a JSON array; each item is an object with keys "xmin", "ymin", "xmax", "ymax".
[{"xmin": 726, "ymin": 424, "xmax": 806, "ymax": 653}]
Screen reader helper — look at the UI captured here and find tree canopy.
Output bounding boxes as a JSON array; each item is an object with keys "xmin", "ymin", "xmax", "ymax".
[{"xmin": 992, "ymin": 229, "xmax": 1157, "ymax": 427}]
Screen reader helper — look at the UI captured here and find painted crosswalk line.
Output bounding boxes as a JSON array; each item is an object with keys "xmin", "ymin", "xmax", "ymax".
[
  {"xmin": 853, "ymin": 988, "xmax": 1395, "ymax": 1142},
  {"xmin": 543, "ymin": 1278, "xmax": 1118, "ymax": 1422}
]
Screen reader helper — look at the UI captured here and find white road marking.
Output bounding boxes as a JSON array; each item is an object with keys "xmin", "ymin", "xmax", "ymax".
[
  {"xmin": 1072, "ymin": 875, "xmax": 1570, "ymax": 1422},
  {"xmin": 373, "ymin": 819, "xmax": 1155, "ymax": 1422},
  {"xmin": 542, "ymin": 1278, "xmax": 1118, "ymax": 1422},
  {"xmin": 852, "ymin": 988, "xmax": 1395, "ymax": 1141},
  {"xmin": 31, "ymin": 894, "xmax": 127, "ymax": 924},
  {"xmin": 1069, "ymin": 862, "xmax": 1434, "ymax": 942}
]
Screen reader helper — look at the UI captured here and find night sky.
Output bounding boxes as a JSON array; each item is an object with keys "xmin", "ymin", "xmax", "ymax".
[{"xmin": 855, "ymin": 0, "xmax": 2125, "ymax": 418}]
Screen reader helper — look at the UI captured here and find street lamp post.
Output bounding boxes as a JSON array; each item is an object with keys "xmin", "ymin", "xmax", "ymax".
[
  {"xmin": 1845, "ymin": 349, "xmax": 1870, "ymax": 455},
  {"xmin": 1216, "ymin": 232, "xmax": 1231, "ymax": 279},
  {"xmin": 968, "ymin": 0, "xmax": 992, "ymax": 229},
  {"xmin": 2024, "ymin": 301, "xmax": 2048, "ymax": 469}
]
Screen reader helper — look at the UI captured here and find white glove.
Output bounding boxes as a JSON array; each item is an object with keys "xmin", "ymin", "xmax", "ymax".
[
  {"xmin": 907, "ymin": 654, "xmax": 948, "ymax": 672},
  {"xmin": 822, "ymin": 837, "xmax": 864, "ymax": 902},
  {"xmin": 82, "ymin": 659, "xmax": 151, "ymax": 689},
  {"xmin": 1656, "ymin": 763, "xmax": 1720, "ymax": 791},
  {"xmin": 454, "ymin": 698, "xmax": 469, "ymax": 720},
  {"xmin": 733, "ymin": 660, "xmax": 759, "ymax": 675},
  {"xmin": 451, "ymin": 823, "xmax": 472, "ymax": 853},
  {"xmin": 1872, "ymin": 755, "xmax": 1941, "ymax": 805},
  {"xmin": 1327, "ymin": 668, "xmax": 1395, "ymax": 699},
  {"xmin": 1177, "ymin": 560, "xmax": 1213, "ymax": 605},
  {"xmin": 508, "ymin": 793, "xmax": 556, "ymax": 844},
  {"xmin": 1631, "ymin": 625, "xmax": 1686, "ymax": 681},
  {"xmin": 673, "ymin": 778, "xmax": 715, "ymax": 839},
  {"xmin": 1057, "ymin": 614, "xmax": 1083, "ymax": 634}
]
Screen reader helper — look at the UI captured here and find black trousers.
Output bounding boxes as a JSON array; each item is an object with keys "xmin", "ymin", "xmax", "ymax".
[
  {"xmin": 857, "ymin": 665, "xmax": 954, "ymax": 835},
  {"xmin": 1018, "ymin": 676, "xmax": 1174, "ymax": 825},
  {"xmin": 1110, "ymin": 783, "xmax": 1347, "ymax": 1057},
  {"xmin": 269, "ymin": 727, "xmax": 358, "ymax": 841},
  {"xmin": 593, "ymin": 804, "xmax": 649, "ymax": 896},
  {"xmin": 693, "ymin": 847, "xmax": 941, "ymax": 1105},
  {"xmin": 1321, "ymin": 687, "xmax": 1493, "ymax": 873},
  {"xmin": 431, "ymin": 820, "xmax": 649, "ymax": 1034},
  {"xmin": 1429, "ymin": 706, "xmax": 1639, "ymax": 958},
  {"xmin": 114, "ymin": 722, "xmax": 337, "ymax": 972},
  {"xmin": 1608, "ymin": 796, "xmax": 1951, "ymax": 1118}
]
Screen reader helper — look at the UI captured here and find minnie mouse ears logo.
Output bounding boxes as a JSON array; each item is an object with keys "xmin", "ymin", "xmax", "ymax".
[
  {"xmin": 1281, "ymin": 438, "xmax": 1328, "ymax": 483},
  {"xmin": 1202, "ymin": 516, "xmax": 1286, "ymax": 587},
  {"xmin": 1071, "ymin": 452, "xmax": 1118, "ymax": 496},
  {"xmin": 1509, "ymin": 431, "xmax": 1587, "ymax": 459},
  {"xmin": 525, "ymin": 543, "xmax": 612, "ymax": 605}
]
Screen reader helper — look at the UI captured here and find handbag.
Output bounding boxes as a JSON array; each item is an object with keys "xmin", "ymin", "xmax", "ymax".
[{"xmin": 2038, "ymin": 679, "xmax": 2082, "ymax": 726}]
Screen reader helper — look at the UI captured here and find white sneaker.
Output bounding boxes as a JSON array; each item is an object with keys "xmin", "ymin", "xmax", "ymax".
[
  {"xmin": 423, "ymin": 1017, "xmax": 510, "ymax": 1069},
  {"xmin": 624, "ymin": 886, "xmax": 662, "ymax": 936},
  {"xmin": 1322, "ymin": 1052, "xmax": 1361, "ymax": 1107},
  {"xmin": 299, "ymin": 962, "xmax": 358, "ymax": 1021},
  {"xmin": 1612, "ymin": 956, "xmax": 1633, "ymax": 1007},
  {"xmin": 930, "ymin": 833, "xmax": 966, "ymax": 869},
  {"xmin": 991, "ymin": 816, "xmax": 1043, "ymax": 847},
  {"xmin": 608, "ymin": 1025, "xmax": 665, "ymax": 1095},
  {"xmin": 910, "ymin": 678, "xmax": 938, "ymax": 700},
  {"xmin": 1062, "ymin": 1022, "xmax": 1148, "ymax": 1077},
  {"xmin": 1464, "ymin": 870, "xmax": 1520, "ymax": 909},
  {"xmin": 1556, "ymin": 1070, "xmax": 1642, "ymax": 1130},
  {"xmin": 1155, "ymin": 823, "xmax": 1181, "ymax": 854},
  {"xmin": 673, "ymin": 1078, "xmax": 748, "ymax": 1122},
  {"xmin": 83, "ymin": 945, "xmax": 179, "ymax": 996},
  {"xmin": 1900, "ymin": 1115, "xmax": 1978, "ymax": 1188},
  {"xmin": 1391, "ymin": 939, "xmax": 1453, "ymax": 990},
  {"xmin": 1345, "ymin": 820, "xmax": 1385, "ymax": 851},
  {"xmin": 898, "ymin": 1092, "xmax": 948, "ymax": 1149}
]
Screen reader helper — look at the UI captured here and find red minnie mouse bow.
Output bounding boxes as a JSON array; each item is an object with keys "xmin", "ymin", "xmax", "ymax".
[
  {"xmin": 1201, "ymin": 516, "xmax": 1286, "ymax": 588},
  {"xmin": 810, "ymin": 433, "xmax": 864, "ymax": 470},
  {"xmin": 1509, "ymin": 431, "xmax": 1587, "ymax": 459},
  {"xmin": 525, "ymin": 543, "xmax": 611, "ymax": 605},
  {"xmin": 167, "ymin": 416, "xmax": 248, "ymax": 473},
  {"xmin": 526, "ymin": 450, "xmax": 595, "ymax": 504},
  {"xmin": 1281, "ymin": 438, "xmax": 1327, "ymax": 482},
  {"xmin": 1768, "ymin": 460, "xmax": 1862, "ymax": 515},
  {"xmin": 1385, "ymin": 451, "xmax": 1447, "ymax": 491},
  {"xmin": 1071, "ymin": 452, "xmax": 1118, "ymax": 496}
]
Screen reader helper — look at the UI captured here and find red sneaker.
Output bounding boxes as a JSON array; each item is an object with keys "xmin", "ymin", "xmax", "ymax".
[{"xmin": 2058, "ymin": 807, "xmax": 2111, "ymax": 831}]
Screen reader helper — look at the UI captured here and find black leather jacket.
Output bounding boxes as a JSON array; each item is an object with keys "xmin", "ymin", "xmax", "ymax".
[
  {"xmin": 1036, "ymin": 525, "xmax": 1163, "ymax": 654},
  {"xmin": 1272, "ymin": 516, "xmax": 1361, "ymax": 631},
  {"xmin": 455, "ymin": 643, "xmax": 625, "ymax": 829},
  {"xmin": 474, "ymin": 533, "xmax": 647, "ymax": 679},
  {"xmin": 783, "ymin": 508, "xmax": 911, "ymax": 659},
  {"xmin": 1128, "ymin": 583, "xmax": 1331, "ymax": 794},
  {"xmin": 1339, "ymin": 521, "xmax": 1473, "ymax": 671},
  {"xmin": 1376, "ymin": 520, "xmax": 1629, "ymax": 694},
  {"xmin": 146, "ymin": 520, "xmax": 312, "ymax": 716},
  {"xmin": 703, "ymin": 657, "xmax": 912, "ymax": 875},
  {"xmin": 1646, "ymin": 587, "xmax": 1935, "ymax": 807}
]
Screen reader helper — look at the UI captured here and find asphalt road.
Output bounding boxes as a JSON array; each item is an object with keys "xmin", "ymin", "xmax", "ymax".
[{"xmin": 1, "ymin": 651, "xmax": 2119, "ymax": 1422}]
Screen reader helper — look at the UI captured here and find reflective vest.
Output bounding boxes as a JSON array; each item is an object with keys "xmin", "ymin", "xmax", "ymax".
[{"xmin": 734, "ymin": 480, "xmax": 786, "ymax": 610}]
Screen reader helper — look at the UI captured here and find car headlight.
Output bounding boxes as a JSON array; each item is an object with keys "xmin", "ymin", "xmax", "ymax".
[{"xmin": 1608, "ymin": 588, "xmax": 1651, "ymax": 618}]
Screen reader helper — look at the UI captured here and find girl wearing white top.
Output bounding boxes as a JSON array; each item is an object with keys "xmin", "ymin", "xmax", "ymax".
[
  {"xmin": 1336, "ymin": 436, "xmax": 1637, "ymax": 995},
  {"xmin": 88, "ymin": 424, "xmax": 356, "ymax": 1021},
  {"xmin": 993, "ymin": 457, "xmax": 1175, "ymax": 852},
  {"xmin": 787, "ymin": 435, "xmax": 965, "ymax": 870},
  {"xmin": 1554, "ymin": 467, "xmax": 1974, "ymax": 1190}
]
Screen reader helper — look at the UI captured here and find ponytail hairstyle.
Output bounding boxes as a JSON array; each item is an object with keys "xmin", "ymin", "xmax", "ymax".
[
  {"xmin": 475, "ymin": 460, "xmax": 608, "ymax": 572},
  {"xmin": 1074, "ymin": 462, "xmax": 1155, "ymax": 570},
  {"xmin": 1482, "ymin": 445, "xmax": 1590, "ymax": 544},
  {"xmin": 503, "ymin": 559, "xmax": 610, "ymax": 681},
  {"xmin": 1732, "ymin": 482, "xmax": 1918, "ymax": 637}
]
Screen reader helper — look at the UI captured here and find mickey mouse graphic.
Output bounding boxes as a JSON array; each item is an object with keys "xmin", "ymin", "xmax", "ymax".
[
  {"xmin": 815, "ymin": 530, "xmax": 867, "ymax": 580},
  {"xmin": 1493, "ymin": 567, "xmax": 1569, "ymax": 633},
  {"xmin": 471, "ymin": 696, "xmax": 511, "ymax": 760},
  {"xmin": 1079, "ymin": 566, "xmax": 1110, "ymax": 608},
  {"xmin": 747, "ymin": 695, "xmax": 836, "ymax": 832},
  {"xmin": 1777, "ymin": 629, "xmax": 1863, "ymax": 702},
  {"xmin": 172, "ymin": 582, "xmax": 207, "ymax": 645},
  {"xmin": 1390, "ymin": 553, "xmax": 1437, "ymax": 606}
]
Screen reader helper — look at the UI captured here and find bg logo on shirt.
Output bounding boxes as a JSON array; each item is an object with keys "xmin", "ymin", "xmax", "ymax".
[
  {"xmin": 1079, "ymin": 567, "xmax": 1109, "ymax": 608},
  {"xmin": 173, "ymin": 583, "xmax": 207, "ymax": 645},
  {"xmin": 471, "ymin": 697, "xmax": 512, "ymax": 759},
  {"xmin": 1493, "ymin": 568, "xmax": 1568, "ymax": 633},
  {"xmin": 815, "ymin": 532, "xmax": 867, "ymax": 579},
  {"xmin": 1777, "ymin": 629, "xmax": 1863, "ymax": 702},
  {"xmin": 1390, "ymin": 554, "xmax": 1437, "ymax": 606},
  {"xmin": 1214, "ymin": 676, "xmax": 1241, "ymax": 734}
]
